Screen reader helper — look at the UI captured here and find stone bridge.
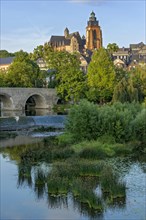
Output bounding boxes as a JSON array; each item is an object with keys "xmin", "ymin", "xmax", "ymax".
[{"xmin": 0, "ymin": 88, "xmax": 58, "ymax": 111}]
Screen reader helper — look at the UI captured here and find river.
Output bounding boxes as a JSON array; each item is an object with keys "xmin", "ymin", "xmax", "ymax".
[
  {"xmin": 0, "ymin": 113, "xmax": 146, "ymax": 220},
  {"xmin": 1, "ymin": 153, "xmax": 146, "ymax": 220}
]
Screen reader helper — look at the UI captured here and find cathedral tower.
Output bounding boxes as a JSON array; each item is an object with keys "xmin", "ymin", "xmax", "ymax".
[{"xmin": 86, "ymin": 11, "xmax": 102, "ymax": 50}]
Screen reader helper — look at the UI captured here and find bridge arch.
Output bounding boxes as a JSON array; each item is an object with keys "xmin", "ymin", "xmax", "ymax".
[
  {"xmin": 24, "ymin": 93, "xmax": 47, "ymax": 110},
  {"xmin": 0, "ymin": 93, "xmax": 14, "ymax": 110}
]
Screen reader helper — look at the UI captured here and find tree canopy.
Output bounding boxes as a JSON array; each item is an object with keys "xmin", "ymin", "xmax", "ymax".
[
  {"xmin": 5, "ymin": 50, "xmax": 41, "ymax": 87},
  {"xmin": 29, "ymin": 43, "xmax": 54, "ymax": 62},
  {"xmin": 112, "ymin": 77, "xmax": 138, "ymax": 103},
  {"xmin": 45, "ymin": 51, "xmax": 86, "ymax": 102},
  {"xmin": 87, "ymin": 48, "xmax": 116, "ymax": 103},
  {"xmin": 130, "ymin": 66, "xmax": 146, "ymax": 102},
  {"xmin": 0, "ymin": 50, "xmax": 15, "ymax": 58},
  {"xmin": 107, "ymin": 43, "xmax": 119, "ymax": 54}
]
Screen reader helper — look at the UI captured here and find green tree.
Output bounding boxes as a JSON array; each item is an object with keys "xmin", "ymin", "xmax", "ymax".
[
  {"xmin": 5, "ymin": 50, "xmax": 41, "ymax": 87},
  {"xmin": 29, "ymin": 45, "xmax": 44, "ymax": 61},
  {"xmin": 0, "ymin": 50, "xmax": 15, "ymax": 58},
  {"xmin": 30, "ymin": 43, "xmax": 54, "ymax": 62},
  {"xmin": 57, "ymin": 52, "xmax": 86, "ymax": 102},
  {"xmin": 87, "ymin": 48, "xmax": 116, "ymax": 103},
  {"xmin": 112, "ymin": 77, "xmax": 138, "ymax": 103},
  {"xmin": 107, "ymin": 43, "xmax": 119, "ymax": 54},
  {"xmin": 130, "ymin": 66, "xmax": 146, "ymax": 102},
  {"xmin": 46, "ymin": 51, "xmax": 86, "ymax": 102},
  {"xmin": 114, "ymin": 67, "xmax": 129, "ymax": 83},
  {"xmin": 0, "ymin": 69, "xmax": 7, "ymax": 87}
]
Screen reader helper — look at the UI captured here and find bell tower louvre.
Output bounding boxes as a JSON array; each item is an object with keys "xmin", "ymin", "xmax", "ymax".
[{"xmin": 86, "ymin": 11, "xmax": 102, "ymax": 50}]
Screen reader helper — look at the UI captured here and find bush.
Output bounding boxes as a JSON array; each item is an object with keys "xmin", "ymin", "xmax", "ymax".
[
  {"xmin": 66, "ymin": 100, "xmax": 142, "ymax": 142},
  {"xmin": 98, "ymin": 104, "xmax": 132, "ymax": 142},
  {"xmin": 66, "ymin": 100, "xmax": 100, "ymax": 141},
  {"xmin": 131, "ymin": 109, "xmax": 146, "ymax": 145},
  {"xmin": 57, "ymin": 133, "xmax": 76, "ymax": 147}
]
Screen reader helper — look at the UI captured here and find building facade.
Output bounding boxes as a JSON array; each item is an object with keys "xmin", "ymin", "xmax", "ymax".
[
  {"xmin": 85, "ymin": 11, "xmax": 102, "ymax": 50},
  {"xmin": 112, "ymin": 42, "xmax": 146, "ymax": 69},
  {"xmin": 49, "ymin": 11, "xmax": 102, "ymax": 53}
]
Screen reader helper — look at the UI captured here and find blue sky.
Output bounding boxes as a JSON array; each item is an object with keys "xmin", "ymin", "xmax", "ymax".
[{"xmin": 1, "ymin": 0, "xmax": 146, "ymax": 52}]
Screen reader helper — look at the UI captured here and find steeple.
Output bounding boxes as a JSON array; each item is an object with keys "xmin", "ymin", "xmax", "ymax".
[
  {"xmin": 87, "ymin": 11, "xmax": 99, "ymax": 26},
  {"xmin": 89, "ymin": 11, "xmax": 96, "ymax": 21},
  {"xmin": 64, "ymin": 27, "xmax": 69, "ymax": 38},
  {"xmin": 86, "ymin": 11, "xmax": 102, "ymax": 50}
]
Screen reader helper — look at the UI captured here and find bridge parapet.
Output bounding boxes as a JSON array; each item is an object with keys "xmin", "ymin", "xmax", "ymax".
[{"xmin": 0, "ymin": 88, "xmax": 58, "ymax": 111}]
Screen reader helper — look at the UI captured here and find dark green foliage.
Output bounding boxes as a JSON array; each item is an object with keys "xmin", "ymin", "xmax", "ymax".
[
  {"xmin": 47, "ymin": 176, "xmax": 69, "ymax": 195},
  {"xmin": 72, "ymin": 178, "xmax": 103, "ymax": 211},
  {"xmin": 130, "ymin": 66, "xmax": 146, "ymax": 102},
  {"xmin": 97, "ymin": 102, "xmax": 139, "ymax": 142},
  {"xmin": 132, "ymin": 109, "xmax": 146, "ymax": 145},
  {"xmin": 79, "ymin": 147, "xmax": 107, "ymax": 159},
  {"xmin": 113, "ymin": 77, "xmax": 138, "ymax": 103},
  {"xmin": 100, "ymin": 166, "xmax": 126, "ymax": 200},
  {"xmin": 66, "ymin": 100, "xmax": 99, "ymax": 141},
  {"xmin": 66, "ymin": 100, "xmax": 142, "ymax": 142},
  {"xmin": 0, "ymin": 50, "xmax": 15, "ymax": 58},
  {"xmin": 114, "ymin": 67, "xmax": 129, "ymax": 83},
  {"xmin": 51, "ymin": 148, "xmax": 75, "ymax": 160}
]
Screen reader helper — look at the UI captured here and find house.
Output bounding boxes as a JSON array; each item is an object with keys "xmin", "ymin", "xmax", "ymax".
[
  {"xmin": 0, "ymin": 57, "xmax": 15, "ymax": 70},
  {"xmin": 112, "ymin": 47, "xmax": 131, "ymax": 66},
  {"xmin": 36, "ymin": 58, "xmax": 47, "ymax": 71}
]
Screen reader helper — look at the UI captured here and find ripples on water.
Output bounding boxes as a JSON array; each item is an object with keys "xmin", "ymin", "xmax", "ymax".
[
  {"xmin": 0, "ymin": 113, "xmax": 146, "ymax": 220},
  {"xmin": 0, "ymin": 152, "xmax": 146, "ymax": 220}
]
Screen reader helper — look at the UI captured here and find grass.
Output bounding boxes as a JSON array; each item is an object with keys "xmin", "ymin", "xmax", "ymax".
[
  {"xmin": 0, "ymin": 134, "xmax": 136, "ymax": 213},
  {"xmin": 71, "ymin": 139, "xmax": 133, "ymax": 159},
  {"xmin": 47, "ymin": 176, "xmax": 69, "ymax": 195},
  {"xmin": 100, "ymin": 166, "xmax": 126, "ymax": 201}
]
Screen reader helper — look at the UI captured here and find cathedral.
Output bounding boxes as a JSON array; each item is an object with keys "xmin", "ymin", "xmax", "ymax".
[{"xmin": 49, "ymin": 11, "xmax": 102, "ymax": 53}]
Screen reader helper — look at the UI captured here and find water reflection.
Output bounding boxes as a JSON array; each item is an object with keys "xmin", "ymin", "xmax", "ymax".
[
  {"xmin": 17, "ymin": 162, "xmax": 32, "ymax": 188},
  {"xmin": 1, "ymin": 143, "xmax": 146, "ymax": 220},
  {"xmin": 15, "ymin": 159, "xmax": 127, "ymax": 218},
  {"xmin": 0, "ymin": 109, "xmax": 55, "ymax": 117}
]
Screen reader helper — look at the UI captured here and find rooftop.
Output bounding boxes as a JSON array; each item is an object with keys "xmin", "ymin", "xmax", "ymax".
[{"xmin": 0, "ymin": 57, "xmax": 15, "ymax": 65}]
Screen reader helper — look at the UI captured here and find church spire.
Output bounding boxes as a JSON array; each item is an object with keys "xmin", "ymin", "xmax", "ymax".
[
  {"xmin": 64, "ymin": 27, "xmax": 69, "ymax": 38},
  {"xmin": 86, "ymin": 11, "xmax": 102, "ymax": 50}
]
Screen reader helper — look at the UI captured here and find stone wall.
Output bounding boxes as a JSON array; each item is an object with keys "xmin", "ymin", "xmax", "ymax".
[{"xmin": 0, "ymin": 88, "xmax": 58, "ymax": 111}]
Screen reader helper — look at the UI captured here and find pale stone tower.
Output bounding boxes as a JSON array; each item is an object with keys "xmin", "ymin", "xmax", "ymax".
[{"xmin": 86, "ymin": 11, "xmax": 102, "ymax": 50}]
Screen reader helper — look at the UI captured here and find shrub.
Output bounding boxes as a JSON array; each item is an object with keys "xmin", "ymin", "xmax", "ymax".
[
  {"xmin": 65, "ymin": 100, "xmax": 142, "ymax": 142},
  {"xmin": 57, "ymin": 133, "xmax": 75, "ymax": 147},
  {"xmin": 66, "ymin": 100, "xmax": 100, "ymax": 141},
  {"xmin": 98, "ymin": 102, "xmax": 141, "ymax": 142},
  {"xmin": 131, "ymin": 109, "xmax": 146, "ymax": 145}
]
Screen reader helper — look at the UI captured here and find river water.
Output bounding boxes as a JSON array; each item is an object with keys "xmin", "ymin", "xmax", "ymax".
[
  {"xmin": 0, "ymin": 113, "xmax": 146, "ymax": 220},
  {"xmin": 0, "ymin": 153, "xmax": 146, "ymax": 220}
]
